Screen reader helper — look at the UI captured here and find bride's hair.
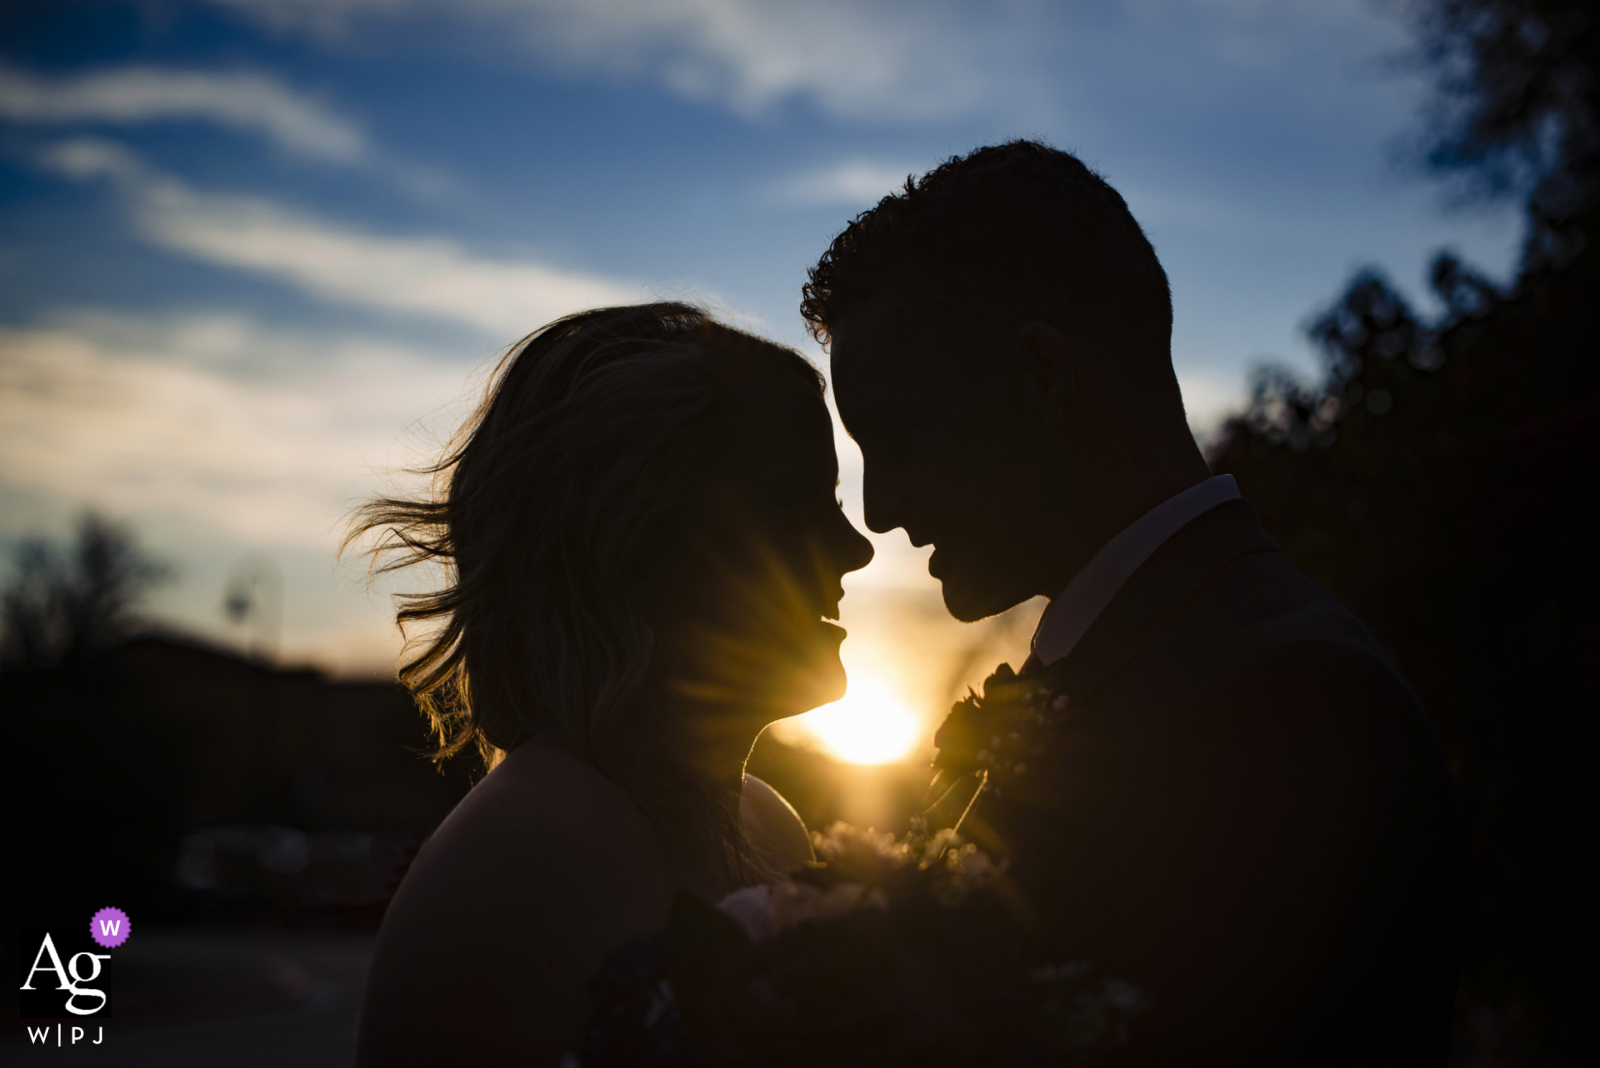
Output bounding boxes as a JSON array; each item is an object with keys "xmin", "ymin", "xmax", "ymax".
[{"xmin": 346, "ymin": 302, "xmax": 822, "ymax": 871}]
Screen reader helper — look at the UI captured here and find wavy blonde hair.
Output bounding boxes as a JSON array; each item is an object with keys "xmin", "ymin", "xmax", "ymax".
[{"xmin": 346, "ymin": 302, "xmax": 823, "ymax": 873}]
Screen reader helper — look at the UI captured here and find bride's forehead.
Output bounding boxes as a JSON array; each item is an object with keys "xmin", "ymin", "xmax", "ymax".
[
  {"xmin": 718, "ymin": 353, "xmax": 827, "ymax": 429},
  {"xmin": 714, "ymin": 375, "xmax": 834, "ymax": 483}
]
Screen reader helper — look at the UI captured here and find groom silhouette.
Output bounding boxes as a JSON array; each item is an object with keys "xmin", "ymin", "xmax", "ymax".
[{"xmin": 806, "ymin": 141, "xmax": 1466, "ymax": 1066}]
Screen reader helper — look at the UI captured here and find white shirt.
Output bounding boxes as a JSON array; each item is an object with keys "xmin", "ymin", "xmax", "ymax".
[{"xmin": 1030, "ymin": 474, "xmax": 1241, "ymax": 667}]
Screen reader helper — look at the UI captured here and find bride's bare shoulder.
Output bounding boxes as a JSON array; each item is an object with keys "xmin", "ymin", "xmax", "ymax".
[
  {"xmin": 405, "ymin": 744, "xmax": 669, "ymax": 895},
  {"xmin": 358, "ymin": 743, "xmax": 672, "ymax": 1067},
  {"xmin": 455, "ymin": 742, "xmax": 660, "ymax": 844}
]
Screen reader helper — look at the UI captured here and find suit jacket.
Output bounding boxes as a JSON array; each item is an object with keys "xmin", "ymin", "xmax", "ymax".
[{"xmin": 956, "ymin": 498, "xmax": 1466, "ymax": 1066}]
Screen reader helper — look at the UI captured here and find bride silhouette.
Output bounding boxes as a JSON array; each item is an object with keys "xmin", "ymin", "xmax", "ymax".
[{"xmin": 349, "ymin": 303, "xmax": 873, "ymax": 1067}]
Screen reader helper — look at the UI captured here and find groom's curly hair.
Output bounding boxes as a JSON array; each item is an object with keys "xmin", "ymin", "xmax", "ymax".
[{"xmin": 801, "ymin": 139, "xmax": 1172, "ymax": 352}]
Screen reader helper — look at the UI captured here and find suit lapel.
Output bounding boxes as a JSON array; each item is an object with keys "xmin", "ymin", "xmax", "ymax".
[{"xmin": 1037, "ymin": 499, "xmax": 1280, "ymax": 703}]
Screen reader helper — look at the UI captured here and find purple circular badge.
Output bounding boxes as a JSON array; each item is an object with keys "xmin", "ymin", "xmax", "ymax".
[{"xmin": 90, "ymin": 907, "xmax": 130, "ymax": 949}]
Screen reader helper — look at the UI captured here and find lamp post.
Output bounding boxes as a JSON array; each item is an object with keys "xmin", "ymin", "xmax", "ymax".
[{"xmin": 222, "ymin": 552, "xmax": 283, "ymax": 663}]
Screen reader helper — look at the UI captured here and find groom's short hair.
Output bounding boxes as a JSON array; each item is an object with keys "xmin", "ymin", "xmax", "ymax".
[{"xmin": 802, "ymin": 140, "xmax": 1172, "ymax": 352}]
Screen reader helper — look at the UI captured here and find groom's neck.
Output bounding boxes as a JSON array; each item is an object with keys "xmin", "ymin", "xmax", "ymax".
[{"xmin": 1030, "ymin": 409, "xmax": 1212, "ymax": 600}]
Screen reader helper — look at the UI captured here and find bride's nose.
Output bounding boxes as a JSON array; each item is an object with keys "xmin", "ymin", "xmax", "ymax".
[{"xmin": 833, "ymin": 514, "xmax": 875, "ymax": 576}]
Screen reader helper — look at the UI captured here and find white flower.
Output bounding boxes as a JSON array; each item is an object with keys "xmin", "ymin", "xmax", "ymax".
[
  {"xmin": 1102, "ymin": 978, "xmax": 1145, "ymax": 1011},
  {"xmin": 716, "ymin": 884, "xmax": 773, "ymax": 940},
  {"xmin": 716, "ymin": 879, "xmax": 884, "ymax": 941},
  {"xmin": 768, "ymin": 880, "xmax": 878, "ymax": 934},
  {"xmin": 1028, "ymin": 960, "xmax": 1091, "ymax": 983}
]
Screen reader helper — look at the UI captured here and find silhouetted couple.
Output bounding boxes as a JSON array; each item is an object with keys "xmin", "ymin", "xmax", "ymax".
[{"xmin": 353, "ymin": 141, "xmax": 1465, "ymax": 1067}]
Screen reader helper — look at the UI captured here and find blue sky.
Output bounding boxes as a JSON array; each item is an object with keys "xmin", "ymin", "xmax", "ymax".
[{"xmin": 0, "ymin": 0, "xmax": 1520, "ymax": 710}]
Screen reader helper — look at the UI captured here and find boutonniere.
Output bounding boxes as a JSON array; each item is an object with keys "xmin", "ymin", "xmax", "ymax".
[{"xmin": 930, "ymin": 662, "xmax": 1071, "ymax": 802}]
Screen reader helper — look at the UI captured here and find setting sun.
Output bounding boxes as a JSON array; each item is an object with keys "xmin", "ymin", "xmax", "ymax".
[{"xmin": 777, "ymin": 674, "xmax": 923, "ymax": 765}]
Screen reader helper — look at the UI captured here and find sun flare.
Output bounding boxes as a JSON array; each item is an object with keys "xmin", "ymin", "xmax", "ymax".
[{"xmin": 775, "ymin": 673, "xmax": 923, "ymax": 765}]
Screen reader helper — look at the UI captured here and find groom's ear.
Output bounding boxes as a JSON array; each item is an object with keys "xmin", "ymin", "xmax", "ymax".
[{"xmin": 1014, "ymin": 321, "xmax": 1075, "ymax": 417}]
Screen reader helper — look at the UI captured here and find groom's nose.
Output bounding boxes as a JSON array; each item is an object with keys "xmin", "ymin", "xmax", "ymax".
[{"xmin": 861, "ymin": 460, "xmax": 907, "ymax": 536}]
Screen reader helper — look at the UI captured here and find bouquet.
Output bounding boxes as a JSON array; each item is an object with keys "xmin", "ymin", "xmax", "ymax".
[{"xmin": 569, "ymin": 820, "xmax": 1143, "ymax": 1067}]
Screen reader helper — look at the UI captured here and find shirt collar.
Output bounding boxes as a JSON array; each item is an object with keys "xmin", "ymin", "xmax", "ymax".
[{"xmin": 1030, "ymin": 474, "xmax": 1241, "ymax": 667}]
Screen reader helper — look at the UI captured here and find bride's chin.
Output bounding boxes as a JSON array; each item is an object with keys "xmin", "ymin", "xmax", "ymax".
[
  {"xmin": 769, "ymin": 656, "xmax": 846, "ymax": 720},
  {"xmin": 804, "ymin": 657, "xmax": 849, "ymax": 711}
]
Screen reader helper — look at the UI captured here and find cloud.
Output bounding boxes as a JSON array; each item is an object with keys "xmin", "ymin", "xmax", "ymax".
[
  {"xmin": 200, "ymin": 0, "xmax": 1058, "ymax": 122},
  {"xmin": 193, "ymin": 0, "xmax": 1384, "ymax": 125},
  {"xmin": 189, "ymin": 0, "xmax": 1396, "ymax": 128},
  {"xmin": 0, "ymin": 310, "xmax": 486, "ymax": 672},
  {"xmin": 36, "ymin": 139, "xmax": 640, "ymax": 339},
  {"xmin": 0, "ymin": 63, "xmax": 370, "ymax": 164},
  {"xmin": 767, "ymin": 160, "xmax": 921, "ymax": 207},
  {"xmin": 0, "ymin": 312, "xmax": 468, "ymax": 545}
]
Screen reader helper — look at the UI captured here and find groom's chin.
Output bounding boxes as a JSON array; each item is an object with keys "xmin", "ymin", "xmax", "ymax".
[{"xmin": 940, "ymin": 576, "xmax": 1024, "ymax": 624}]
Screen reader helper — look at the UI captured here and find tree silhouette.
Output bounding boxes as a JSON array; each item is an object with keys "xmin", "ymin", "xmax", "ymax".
[
  {"xmin": 1, "ymin": 512, "xmax": 169, "ymax": 672},
  {"xmin": 1209, "ymin": 1, "xmax": 1598, "ymax": 1060},
  {"xmin": 1401, "ymin": 0, "xmax": 1598, "ymax": 263}
]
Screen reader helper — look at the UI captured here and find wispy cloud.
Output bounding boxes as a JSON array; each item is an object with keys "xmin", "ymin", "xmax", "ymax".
[
  {"xmin": 0, "ymin": 312, "xmax": 465, "ymax": 545},
  {"xmin": 200, "ymin": 0, "xmax": 1058, "ymax": 122},
  {"xmin": 0, "ymin": 310, "xmax": 483, "ymax": 671},
  {"xmin": 36, "ymin": 138, "xmax": 640, "ymax": 339},
  {"xmin": 193, "ymin": 0, "xmax": 1384, "ymax": 126},
  {"xmin": 767, "ymin": 160, "xmax": 920, "ymax": 207},
  {"xmin": 0, "ymin": 64, "xmax": 370, "ymax": 164}
]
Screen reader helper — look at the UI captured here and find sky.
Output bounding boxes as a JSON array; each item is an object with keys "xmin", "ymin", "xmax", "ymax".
[{"xmin": 0, "ymin": 0, "xmax": 1522, "ymax": 755}]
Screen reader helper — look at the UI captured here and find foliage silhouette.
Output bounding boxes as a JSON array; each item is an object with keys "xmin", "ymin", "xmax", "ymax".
[
  {"xmin": 1, "ymin": 512, "xmax": 169, "ymax": 672},
  {"xmin": 2, "ymin": 516, "xmax": 188, "ymax": 951},
  {"xmin": 1399, "ymin": 0, "xmax": 1598, "ymax": 262},
  {"xmin": 1210, "ymin": 1, "xmax": 1598, "ymax": 1059}
]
